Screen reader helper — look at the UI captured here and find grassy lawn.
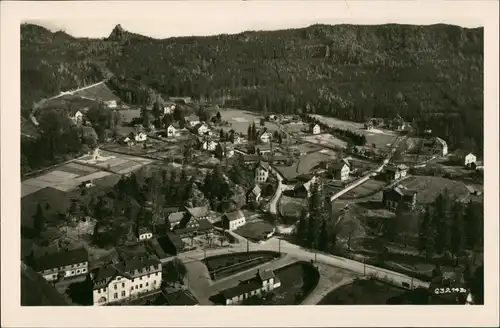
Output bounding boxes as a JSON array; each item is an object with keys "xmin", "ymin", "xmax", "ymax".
[
  {"xmin": 339, "ymin": 179, "xmax": 387, "ymax": 199},
  {"xmin": 119, "ymin": 109, "xmax": 141, "ymax": 122},
  {"xmin": 266, "ymin": 261, "xmax": 320, "ymax": 305},
  {"xmin": 318, "ymin": 278, "xmax": 404, "ymax": 305},
  {"xmin": 399, "ymin": 176, "xmax": 470, "ymax": 204},
  {"xmin": 234, "ymin": 221, "xmax": 276, "ymax": 242},
  {"xmin": 302, "ymin": 133, "xmax": 348, "ymax": 149},
  {"xmin": 279, "ymin": 195, "xmax": 307, "ymax": 220},
  {"xmin": 219, "ymin": 109, "xmax": 280, "ymax": 135},
  {"xmin": 204, "ymin": 251, "xmax": 281, "ymax": 280},
  {"xmin": 274, "ymin": 151, "xmax": 331, "ymax": 181}
]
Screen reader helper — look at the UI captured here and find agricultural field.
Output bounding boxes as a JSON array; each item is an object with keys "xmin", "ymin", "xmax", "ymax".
[
  {"xmin": 72, "ymin": 82, "xmax": 122, "ymax": 102},
  {"xmin": 74, "ymin": 150, "xmax": 156, "ymax": 175},
  {"xmin": 21, "ymin": 160, "xmax": 124, "ymax": 197},
  {"xmin": 234, "ymin": 221, "xmax": 276, "ymax": 242},
  {"xmin": 103, "ymin": 138, "xmax": 170, "ymax": 157},
  {"xmin": 302, "ymin": 133, "xmax": 348, "ymax": 149},
  {"xmin": 318, "ymin": 279, "xmax": 404, "ymax": 305},
  {"xmin": 219, "ymin": 109, "xmax": 280, "ymax": 135},
  {"xmin": 282, "ymin": 122, "xmax": 309, "ymax": 134},
  {"xmin": 398, "ymin": 176, "xmax": 471, "ymax": 204},
  {"xmin": 274, "ymin": 151, "xmax": 331, "ymax": 182},
  {"xmin": 339, "ymin": 179, "xmax": 387, "ymax": 200}
]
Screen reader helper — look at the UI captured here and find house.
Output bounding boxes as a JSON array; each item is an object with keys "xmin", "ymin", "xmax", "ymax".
[
  {"xmin": 256, "ymin": 144, "xmax": 273, "ymax": 155},
  {"xmin": 222, "ymin": 210, "xmax": 246, "ymax": 231},
  {"xmin": 255, "ymin": 163, "xmax": 270, "ymax": 184},
  {"xmin": 310, "ymin": 123, "xmax": 321, "ymax": 135},
  {"xmin": 185, "ymin": 206, "xmax": 210, "ymax": 221},
  {"xmin": 167, "ymin": 211, "xmax": 186, "ymax": 230},
  {"xmin": 457, "ymin": 152, "xmax": 477, "ymax": 167},
  {"xmin": 329, "ymin": 159, "xmax": 350, "ymax": 181},
  {"xmin": 258, "ymin": 130, "xmax": 272, "ymax": 143},
  {"xmin": 247, "ymin": 185, "xmax": 262, "ymax": 203},
  {"xmin": 202, "ymin": 139, "xmax": 218, "ymax": 151},
  {"xmin": 105, "ymin": 100, "xmax": 117, "ymax": 108},
  {"xmin": 91, "ymin": 255, "xmax": 162, "ymax": 305},
  {"xmin": 382, "ymin": 185, "xmax": 417, "ymax": 210},
  {"xmin": 166, "ymin": 125, "xmax": 177, "ymax": 137},
  {"xmin": 137, "ymin": 227, "xmax": 153, "ymax": 241},
  {"xmin": 173, "ymin": 206, "xmax": 214, "ymax": 237},
  {"xmin": 229, "ymin": 131, "xmax": 242, "ymax": 144},
  {"xmin": 384, "ymin": 164, "xmax": 409, "ymax": 181},
  {"xmin": 423, "ymin": 137, "xmax": 448, "ymax": 156},
  {"xmin": 163, "ymin": 103, "xmax": 176, "ymax": 114},
  {"xmin": 224, "ymin": 146, "xmax": 235, "ymax": 158},
  {"xmin": 194, "ymin": 123, "xmax": 209, "ymax": 136},
  {"xmin": 34, "ymin": 247, "xmax": 89, "ymax": 282},
  {"xmin": 221, "ymin": 269, "xmax": 281, "ymax": 305},
  {"xmin": 68, "ymin": 109, "xmax": 84, "ymax": 124},
  {"xmin": 157, "ymin": 233, "xmax": 185, "ymax": 256}
]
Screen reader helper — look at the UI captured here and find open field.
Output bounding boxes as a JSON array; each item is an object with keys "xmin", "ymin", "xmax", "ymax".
[
  {"xmin": 398, "ymin": 176, "xmax": 470, "ymax": 204},
  {"xmin": 119, "ymin": 109, "xmax": 141, "ymax": 122},
  {"xmin": 282, "ymin": 122, "xmax": 308, "ymax": 134},
  {"xmin": 74, "ymin": 150, "xmax": 155, "ymax": 175},
  {"xmin": 204, "ymin": 251, "xmax": 281, "ymax": 280},
  {"xmin": 234, "ymin": 221, "xmax": 276, "ymax": 242},
  {"xmin": 279, "ymin": 196, "xmax": 307, "ymax": 219},
  {"xmin": 318, "ymin": 278, "xmax": 404, "ymax": 305},
  {"xmin": 72, "ymin": 82, "xmax": 121, "ymax": 102},
  {"xmin": 339, "ymin": 179, "xmax": 387, "ymax": 200},
  {"xmin": 311, "ymin": 115, "xmax": 398, "ymax": 150},
  {"xmin": 103, "ymin": 138, "xmax": 170, "ymax": 157},
  {"xmin": 36, "ymin": 94, "xmax": 99, "ymax": 112},
  {"xmin": 274, "ymin": 151, "xmax": 331, "ymax": 182},
  {"xmin": 302, "ymin": 134, "xmax": 347, "ymax": 149},
  {"xmin": 288, "ymin": 142, "xmax": 325, "ymax": 155},
  {"xmin": 219, "ymin": 109, "xmax": 280, "ymax": 135}
]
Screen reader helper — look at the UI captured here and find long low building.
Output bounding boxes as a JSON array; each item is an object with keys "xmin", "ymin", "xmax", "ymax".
[
  {"xmin": 34, "ymin": 247, "xmax": 89, "ymax": 282},
  {"xmin": 221, "ymin": 269, "xmax": 281, "ymax": 305}
]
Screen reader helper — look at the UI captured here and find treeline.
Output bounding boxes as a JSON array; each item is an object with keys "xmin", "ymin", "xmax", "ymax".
[{"xmin": 22, "ymin": 23, "xmax": 484, "ymax": 152}]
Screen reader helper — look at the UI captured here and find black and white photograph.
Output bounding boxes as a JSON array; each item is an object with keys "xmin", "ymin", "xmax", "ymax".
[{"xmin": 1, "ymin": 1, "xmax": 499, "ymax": 327}]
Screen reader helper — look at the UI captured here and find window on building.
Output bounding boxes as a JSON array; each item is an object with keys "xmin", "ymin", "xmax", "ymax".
[
  {"xmin": 82, "ymin": 268, "xmax": 86, "ymax": 273},
  {"xmin": 147, "ymin": 274, "xmax": 150, "ymax": 278},
  {"xmin": 140, "ymin": 284, "xmax": 143, "ymax": 288},
  {"xmin": 103, "ymin": 288, "xmax": 107, "ymax": 292},
  {"xmin": 114, "ymin": 284, "xmax": 117, "ymax": 290},
  {"xmin": 98, "ymin": 289, "xmax": 101, "ymax": 294},
  {"xmin": 132, "ymin": 278, "xmax": 134, "ymax": 283},
  {"xmin": 52, "ymin": 274, "xmax": 57, "ymax": 279},
  {"xmin": 122, "ymin": 283, "xmax": 125, "ymax": 288},
  {"xmin": 155, "ymin": 272, "xmax": 158, "ymax": 276},
  {"xmin": 146, "ymin": 282, "xmax": 149, "ymax": 287},
  {"xmin": 76, "ymin": 269, "xmax": 81, "ymax": 274},
  {"xmin": 114, "ymin": 293, "xmax": 118, "ymax": 299},
  {"xmin": 152, "ymin": 280, "xmax": 156, "ymax": 285},
  {"xmin": 121, "ymin": 291, "xmax": 126, "ymax": 297}
]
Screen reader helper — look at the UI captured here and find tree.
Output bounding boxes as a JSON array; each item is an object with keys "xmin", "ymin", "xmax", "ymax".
[
  {"xmin": 318, "ymin": 219, "xmax": 329, "ymax": 251},
  {"xmin": 418, "ymin": 206, "xmax": 432, "ymax": 255},
  {"xmin": 152, "ymin": 98, "xmax": 162, "ymax": 120},
  {"xmin": 172, "ymin": 257, "xmax": 188, "ymax": 282},
  {"xmin": 214, "ymin": 143, "xmax": 224, "ymax": 160},
  {"xmin": 450, "ymin": 201, "xmax": 466, "ymax": 262},
  {"xmin": 33, "ymin": 203, "xmax": 46, "ymax": 237},
  {"xmin": 216, "ymin": 111, "xmax": 221, "ymax": 121},
  {"xmin": 295, "ymin": 210, "xmax": 308, "ymax": 246},
  {"xmin": 140, "ymin": 107, "xmax": 150, "ymax": 129}
]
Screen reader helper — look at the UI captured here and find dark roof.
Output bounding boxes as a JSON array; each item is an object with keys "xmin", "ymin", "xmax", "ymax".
[
  {"xmin": 186, "ymin": 206, "xmax": 209, "ymax": 218},
  {"xmin": 164, "ymin": 290, "xmax": 199, "ymax": 305},
  {"xmin": 250, "ymin": 185, "xmax": 262, "ymax": 196},
  {"xmin": 21, "ymin": 262, "xmax": 71, "ymax": 306},
  {"xmin": 92, "ymin": 256, "xmax": 161, "ymax": 289},
  {"xmin": 243, "ymin": 155, "xmax": 261, "ymax": 162},
  {"xmin": 165, "ymin": 232, "xmax": 184, "ymax": 249},
  {"xmin": 174, "ymin": 218, "xmax": 213, "ymax": 235},
  {"xmin": 387, "ymin": 185, "xmax": 417, "ymax": 197},
  {"xmin": 271, "ymin": 155, "xmax": 289, "ymax": 162},
  {"xmin": 221, "ymin": 278, "xmax": 262, "ymax": 299},
  {"xmin": 168, "ymin": 211, "xmax": 186, "ymax": 224},
  {"xmin": 224, "ymin": 210, "xmax": 245, "ymax": 222},
  {"xmin": 34, "ymin": 247, "xmax": 88, "ymax": 272}
]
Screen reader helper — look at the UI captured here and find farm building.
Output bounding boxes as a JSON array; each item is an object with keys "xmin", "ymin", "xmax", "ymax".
[
  {"xmin": 34, "ymin": 247, "xmax": 89, "ymax": 282},
  {"xmin": 194, "ymin": 123, "xmax": 209, "ymax": 136},
  {"xmin": 247, "ymin": 185, "xmax": 262, "ymax": 203},
  {"xmin": 382, "ymin": 185, "xmax": 417, "ymax": 211},
  {"xmin": 310, "ymin": 123, "xmax": 321, "ymax": 135},
  {"xmin": 68, "ymin": 109, "xmax": 84, "ymax": 124},
  {"xmin": 423, "ymin": 137, "xmax": 448, "ymax": 156},
  {"xmin": 157, "ymin": 233, "xmax": 185, "ymax": 255},
  {"xmin": 173, "ymin": 206, "xmax": 214, "ymax": 237},
  {"xmin": 221, "ymin": 269, "xmax": 281, "ymax": 305},
  {"xmin": 221, "ymin": 210, "xmax": 246, "ymax": 231},
  {"xmin": 452, "ymin": 151, "xmax": 477, "ymax": 168},
  {"xmin": 384, "ymin": 164, "xmax": 409, "ymax": 181},
  {"xmin": 329, "ymin": 159, "xmax": 351, "ymax": 181},
  {"xmin": 166, "ymin": 125, "xmax": 178, "ymax": 137},
  {"xmin": 259, "ymin": 130, "xmax": 272, "ymax": 144}
]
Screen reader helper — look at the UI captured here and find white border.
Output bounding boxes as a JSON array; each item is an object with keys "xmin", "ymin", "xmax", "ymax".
[{"xmin": 1, "ymin": 1, "xmax": 499, "ymax": 327}]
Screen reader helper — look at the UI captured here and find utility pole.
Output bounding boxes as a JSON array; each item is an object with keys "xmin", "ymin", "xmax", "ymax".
[
  {"xmin": 246, "ymin": 239, "xmax": 249, "ymax": 253},
  {"xmin": 278, "ymin": 239, "xmax": 281, "ymax": 255}
]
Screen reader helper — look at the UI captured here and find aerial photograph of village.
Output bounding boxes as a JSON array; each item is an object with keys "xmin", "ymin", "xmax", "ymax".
[{"xmin": 20, "ymin": 19, "xmax": 484, "ymax": 307}]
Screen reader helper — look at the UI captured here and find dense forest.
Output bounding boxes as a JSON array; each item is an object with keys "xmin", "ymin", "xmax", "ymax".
[{"xmin": 21, "ymin": 23, "xmax": 483, "ymax": 152}]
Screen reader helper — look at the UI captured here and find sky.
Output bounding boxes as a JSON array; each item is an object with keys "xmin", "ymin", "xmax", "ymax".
[{"xmin": 23, "ymin": 1, "xmax": 484, "ymax": 39}]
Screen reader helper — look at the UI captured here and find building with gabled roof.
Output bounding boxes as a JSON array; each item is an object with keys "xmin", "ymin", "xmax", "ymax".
[
  {"xmin": 221, "ymin": 269, "xmax": 281, "ymax": 305},
  {"xmin": 384, "ymin": 163, "xmax": 409, "ymax": 181},
  {"xmin": 222, "ymin": 210, "xmax": 246, "ymax": 231},
  {"xmin": 423, "ymin": 137, "xmax": 448, "ymax": 156},
  {"xmin": 34, "ymin": 247, "xmax": 89, "ymax": 282},
  {"xmin": 247, "ymin": 184, "xmax": 262, "ymax": 203},
  {"xmin": 382, "ymin": 184, "xmax": 417, "ymax": 211}
]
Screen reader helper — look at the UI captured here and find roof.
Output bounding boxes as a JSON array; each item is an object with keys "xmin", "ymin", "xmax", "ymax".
[
  {"xmin": 386, "ymin": 164, "xmax": 408, "ymax": 172},
  {"xmin": 242, "ymin": 155, "xmax": 261, "ymax": 162},
  {"xmin": 193, "ymin": 123, "xmax": 206, "ymax": 131},
  {"xmin": 138, "ymin": 227, "xmax": 152, "ymax": 235},
  {"xmin": 256, "ymin": 144, "xmax": 272, "ymax": 151},
  {"xmin": 165, "ymin": 232, "xmax": 184, "ymax": 249},
  {"xmin": 258, "ymin": 269, "xmax": 275, "ymax": 281},
  {"xmin": 168, "ymin": 211, "xmax": 186, "ymax": 224},
  {"xmin": 164, "ymin": 290, "xmax": 199, "ymax": 305},
  {"xmin": 259, "ymin": 162, "xmax": 271, "ymax": 171},
  {"xmin": 186, "ymin": 206, "xmax": 209, "ymax": 218},
  {"xmin": 34, "ymin": 247, "xmax": 89, "ymax": 272},
  {"xmin": 175, "ymin": 218, "xmax": 213, "ymax": 235},
  {"xmin": 224, "ymin": 210, "xmax": 245, "ymax": 222},
  {"xmin": 250, "ymin": 184, "xmax": 262, "ymax": 196},
  {"xmin": 435, "ymin": 137, "xmax": 448, "ymax": 147},
  {"xmin": 390, "ymin": 185, "xmax": 417, "ymax": 197},
  {"xmin": 221, "ymin": 278, "xmax": 262, "ymax": 299},
  {"xmin": 331, "ymin": 160, "xmax": 349, "ymax": 171},
  {"xmin": 91, "ymin": 256, "xmax": 161, "ymax": 289},
  {"xmin": 272, "ymin": 155, "xmax": 289, "ymax": 162}
]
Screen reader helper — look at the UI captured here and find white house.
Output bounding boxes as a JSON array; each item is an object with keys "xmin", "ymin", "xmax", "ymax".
[
  {"xmin": 35, "ymin": 248, "xmax": 89, "ymax": 282},
  {"xmin": 255, "ymin": 164, "xmax": 270, "ymax": 183},
  {"xmin": 166, "ymin": 125, "xmax": 177, "ymax": 137},
  {"xmin": 330, "ymin": 159, "xmax": 350, "ymax": 181},
  {"xmin": 259, "ymin": 131, "xmax": 272, "ymax": 144},
  {"xmin": 105, "ymin": 100, "xmax": 117, "ymax": 108},
  {"xmin": 464, "ymin": 153, "xmax": 477, "ymax": 167},
  {"xmin": 202, "ymin": 140, "xmax": 218, "ymax": 151},
  {"xmin": 135, "ymin": 132, "xmax": 148, "ymax": 142},
  {"xmin": 423, "ymin": 137, "xmax": 448, "ymax": 156},
  {"xmin": 163, "ymin": 104, "xmax": 176, "ymax": 115},
  {"xmin": 311, "ymin": 124, "xmax": 321, "ymax": 135},
  {"xmin": 69, "ymin": 110, "xmax": 84, "ymax": 124},
  {"xmin": 91, "ymin": 256, "xmax": 162, "ymax": 306},
  {"xmin": 222, "ymin": 210, "xmax": 246, "ymax": 231},
  {"xmin": 222, "ymin": 269, "xmax": 281, "ymax": 305},
  {"xmin": 137, "ymin": 227, "xmax": 153, "ymax": 241},
  {"xmin": 194, "ymin": 123, "xmax": 209, "ymax": 136},
  {"xmin": 385, "ymin": 164, "xmax": 409, "ymax": 181}
]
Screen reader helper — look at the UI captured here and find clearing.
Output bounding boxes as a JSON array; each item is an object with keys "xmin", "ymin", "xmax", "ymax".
[
  {"xmin": 219, "ymin": 109, "xmax": 280, "ymax": 135},
  {"xmin": 72, "ymin": 82, "xmax": 121, "ymax": 103},
  {"xmin": 398, "ymin": 176, "xmax": 471, "ymax": 204},
  {"xmin": 274, "ymin": 151, "xmax": 331, "ymax": 182}
]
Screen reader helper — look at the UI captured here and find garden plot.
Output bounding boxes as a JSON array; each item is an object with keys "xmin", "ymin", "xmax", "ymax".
[
  {"xmin": 219, "ymin": 109, "xmax": 280, "ymax": 135},
  {"xmin": 302, "ymin": 134, "xmax": 348, "ymax": 149}
]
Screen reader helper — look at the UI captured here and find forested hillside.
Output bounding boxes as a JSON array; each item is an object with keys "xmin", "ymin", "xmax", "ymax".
[{"xmin": 21, "ymin": 23, "xmax": 483, "ymax": 150}]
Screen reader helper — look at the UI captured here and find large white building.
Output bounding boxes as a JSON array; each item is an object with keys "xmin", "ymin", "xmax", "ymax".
[
  {"xmin": 91, "ymin": 256, "xmax": 162, "ymax": 305},
  {"xmin": 222, "ymin": 210, "xmax": 246, "ymax": 231},
  {"xmin": 255, "ymin": 163, "xmax": 270, "ymax": 184},
  {"xmin": 35, "ymin": 248, "xmax": 89, "ymax": 282}
]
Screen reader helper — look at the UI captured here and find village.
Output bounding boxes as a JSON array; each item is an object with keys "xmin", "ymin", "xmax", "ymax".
[{"xmin": 21, "ymin": 81, "xmax": 484, "ymax": 306}]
